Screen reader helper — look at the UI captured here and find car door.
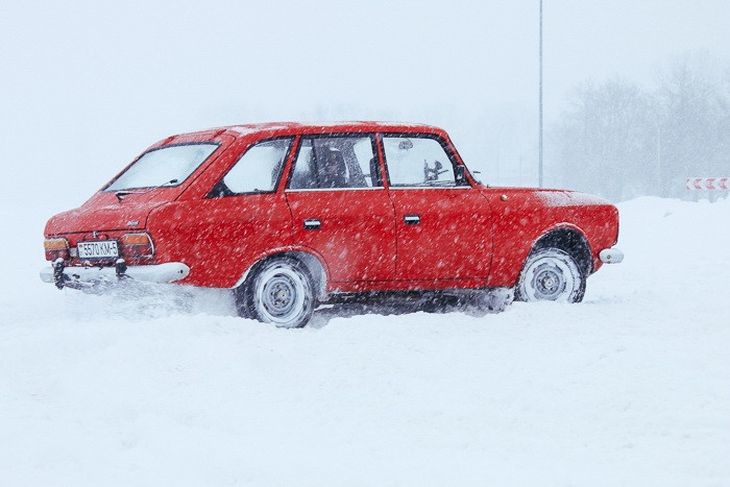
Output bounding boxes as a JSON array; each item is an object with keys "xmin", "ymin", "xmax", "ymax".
[
  {"xmin": 155, "ymin": 136, "xmax": 295, "ymax": 288},
  {"xmin": 285, "ymin": 134, "xmax": 396, "ymax": 284},
  {"xmin": 381, "ymin": 134, "xmax": 492, "ymax": 282}
]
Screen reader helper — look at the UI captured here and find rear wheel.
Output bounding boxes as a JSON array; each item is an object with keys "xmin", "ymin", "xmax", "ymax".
[
  {"xmin": 517, "ymin": 248, "xmax": 585, "ymax": 303},
  {"xmin": 235, "ymin": 257, "xmax": 315, "ymax": 328}
]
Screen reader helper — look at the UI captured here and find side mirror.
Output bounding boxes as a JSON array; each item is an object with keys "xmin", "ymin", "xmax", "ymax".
[{"xmin": 455, "ymin": 165, "xmax": 467, "ymax": 185}]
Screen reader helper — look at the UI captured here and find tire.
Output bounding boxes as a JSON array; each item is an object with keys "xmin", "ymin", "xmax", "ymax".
[
  {"xmin": 235, "ymin": 257, "xmax": 316, "ymax": 328},
  {"xmin": 516, "ymin": 248, "xmax": 586, "ymax": 303}
]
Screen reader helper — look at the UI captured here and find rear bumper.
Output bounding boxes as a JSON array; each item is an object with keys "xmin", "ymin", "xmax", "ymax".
[
  {"xmin": 599, "ymin": 247, "xmax": 624, "ymax": 264},
  {"xmin": 40, "ymin": 261, "xmax": 190, "ymax": 288}
]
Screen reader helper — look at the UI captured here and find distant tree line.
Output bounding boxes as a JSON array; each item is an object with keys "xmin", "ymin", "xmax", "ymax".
[{"xmin": 553, "ymin": 57, "xmax": 730, "ymax": 200}]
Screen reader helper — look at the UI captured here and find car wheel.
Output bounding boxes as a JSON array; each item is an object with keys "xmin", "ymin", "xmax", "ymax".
[
  {"xmin": 516, "ymin": 248, "xmax": 586, "ymax": 303},
  {"xmin": 236, "ymin": 257, "xmax": 315, "ymax": 328}
]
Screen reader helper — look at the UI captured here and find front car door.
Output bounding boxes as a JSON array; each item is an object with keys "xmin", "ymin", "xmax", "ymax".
[
  {"xmin": 381, "ymin": 133, "xmax": 492, "ymax": 283},
  {"xmin": 285, "ymin": 134, "xmax": 396, "ymax": 287}
]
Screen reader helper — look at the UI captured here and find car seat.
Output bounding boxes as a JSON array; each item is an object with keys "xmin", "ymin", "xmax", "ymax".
[{"xmin": 319, "ymin": 149, "xmax": 348, "ymax": 188}]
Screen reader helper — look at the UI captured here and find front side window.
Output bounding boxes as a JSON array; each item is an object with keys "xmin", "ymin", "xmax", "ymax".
[
  {"xmin": 288, "ymin": 136, "xmax": 381, "ymax": 190},
  {"xmin": 382, "ymin": 136, "xmax": 458, "ymax": 187},
  {"xmin": 210, "ymin": 138, "xmax": 293, "ymax": 197},
  {"xmin": 106, "ymin": 143, "xmax": 219, "ymax": 191}
]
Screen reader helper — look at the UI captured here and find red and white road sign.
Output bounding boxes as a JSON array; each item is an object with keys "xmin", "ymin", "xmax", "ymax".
[{"xmin": 686, "ymin": 177, "xmax": 729, "ymax": 190}]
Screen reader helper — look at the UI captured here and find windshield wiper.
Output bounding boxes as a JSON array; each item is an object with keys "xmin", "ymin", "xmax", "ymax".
[{"xmin": 115, "ymin": 179, "xmax": 179, "ymax": 202}]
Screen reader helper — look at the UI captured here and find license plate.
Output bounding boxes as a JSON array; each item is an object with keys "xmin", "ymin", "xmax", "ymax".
[{"xmin": 77, "ymin": 240, "xmax": 119, "ymax": 259}]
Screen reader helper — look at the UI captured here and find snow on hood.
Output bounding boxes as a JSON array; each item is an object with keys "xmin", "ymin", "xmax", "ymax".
[{"xmin": 535, "ymin": 190, "xmax": 612, "ymax": 207}]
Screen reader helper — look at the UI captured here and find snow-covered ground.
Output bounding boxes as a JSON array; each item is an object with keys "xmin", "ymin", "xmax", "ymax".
[{"xmin": 1, "ymin": 197, "xmax": 729, "ymax": 486}]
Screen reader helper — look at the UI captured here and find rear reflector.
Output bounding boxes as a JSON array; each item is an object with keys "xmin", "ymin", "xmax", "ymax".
[
  {"xmin": 44, "ymin": 238, "xmax": 70, "ymax": 261},
  {"xmin": 121, "ymin": 232, "xmax": 154, "ymax": 259},
  {"xmin": 123, "ymin": 233, "xmax": 152, "ymax": 246}
]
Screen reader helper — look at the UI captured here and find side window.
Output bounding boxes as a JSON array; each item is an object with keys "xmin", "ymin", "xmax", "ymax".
[
  {"xmin": 288, "ymin": 135, "xmax": 381, "ymax": 189},
  {"xmin": 210, "ymin": 138, "xmax": 292, "ymax": 197},
  {"xmin": 382, "ymin": 136, "xmax": 457, "ymax": 187}
]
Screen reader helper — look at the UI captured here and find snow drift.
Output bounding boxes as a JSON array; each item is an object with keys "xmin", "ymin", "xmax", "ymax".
[{"xmin": 1, "ymin": 196, "xmax": 729, "ymax": 486}]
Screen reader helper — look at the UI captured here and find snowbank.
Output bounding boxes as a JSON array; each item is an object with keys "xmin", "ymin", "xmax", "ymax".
[{"xmin": 1, "ymin": 197, "xmax": 729, "ymax": 486}]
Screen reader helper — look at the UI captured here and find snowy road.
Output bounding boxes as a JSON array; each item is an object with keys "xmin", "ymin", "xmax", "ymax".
[{"xmin": 2, "ymin": 197, "xmax": 729, "ymax": 486}]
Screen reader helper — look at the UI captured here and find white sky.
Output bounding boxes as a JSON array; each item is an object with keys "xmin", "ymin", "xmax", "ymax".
[{"xmin": 1, "ymin": 0, "xmax": 729, "ymax": 199}]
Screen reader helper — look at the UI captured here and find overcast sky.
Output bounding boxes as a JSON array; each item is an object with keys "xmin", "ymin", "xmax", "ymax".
[{"xmin": 2, "ymin": 0, "xmax": 729, "ymax": 200}]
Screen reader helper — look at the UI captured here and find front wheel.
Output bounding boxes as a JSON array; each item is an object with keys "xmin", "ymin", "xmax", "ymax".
[
  {"xmin": 235, "ymin": 258, "xmax": 315, "ymax": 328},
  {"xmin": 516, "ymin": 248, "xmax": 586, "ymax": 303}
]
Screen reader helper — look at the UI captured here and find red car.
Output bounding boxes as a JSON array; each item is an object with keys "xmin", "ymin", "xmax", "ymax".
[{"xmin": 41, "ymin": 122, "xmax": 623, "ymax": 327}]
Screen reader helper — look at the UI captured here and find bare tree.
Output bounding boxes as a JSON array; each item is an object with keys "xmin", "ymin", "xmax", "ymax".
[
  {"xmin": 553, "ymin": 56, "xmax": 730, "ymax": 201},
  {"xmin": 554, "ymin": 79, "xmax": 655, "ymax": 200},
  {"xmin": 656, "ymin": 59, "xmax": 728, "ymax": 197}
]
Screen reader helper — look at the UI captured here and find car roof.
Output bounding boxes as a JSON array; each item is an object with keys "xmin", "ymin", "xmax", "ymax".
[{"xmin": 166, "ymin": 122, "xmax": 447, "ymax": 142}]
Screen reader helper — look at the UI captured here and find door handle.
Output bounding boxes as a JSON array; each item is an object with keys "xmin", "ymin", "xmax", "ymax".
[
  {"xmin": 403, "ymin": 214, "xmax": 420, "ymax": 225},
  {"xmin": 303, "ymin": 218, "xmax": 321, "ymax": 230}
]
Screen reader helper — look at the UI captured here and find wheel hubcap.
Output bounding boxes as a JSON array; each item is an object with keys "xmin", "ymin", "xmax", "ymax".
[
  {"xmin": 262, "ymin": 275, "xmax": 297, "ymax": 317},
  {"xmin": 531, "ymin": 263, "xmax": 566, "ymax": 300},
  {"xmin": 520, "ymin": 251, "xmax": 580, "ymax": 302},
  {"xmin": 254, "ymin": 263, "xmax": 311, "ymax": 327}
]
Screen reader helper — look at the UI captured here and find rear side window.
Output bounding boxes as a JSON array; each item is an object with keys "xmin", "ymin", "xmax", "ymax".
[
  {"xmin": 288, "ymin": 135, "xmax": 381, "ymax": 190},
  {"xmin": 210, "ymin": 138, "xmax": 293, "ymax": 196},
  {"xmin": 106, "ymin": 143, "xmax": 219, "ymax": 191}
]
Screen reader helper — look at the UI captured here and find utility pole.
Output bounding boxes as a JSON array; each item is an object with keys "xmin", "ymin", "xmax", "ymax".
[
  {"xmin": 538, "ymin": 0, "xmax": 544, "ymax": 187},
  {"xmin": 656, "ymin": 117, "xmax": 662, "ymax": 196}
]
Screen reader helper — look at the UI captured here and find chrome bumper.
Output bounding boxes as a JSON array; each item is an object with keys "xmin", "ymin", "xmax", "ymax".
[
  {"xmin": 599, "ymin": 247, "xmax": 624, "ymax": 264},
  {"xmin": 40, "ymin": 261, "xmax": 190, "ymax": 288}
]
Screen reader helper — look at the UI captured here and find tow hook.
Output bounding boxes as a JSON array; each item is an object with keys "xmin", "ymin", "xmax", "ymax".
[
  {"xmin": 115, "ymin": 258, "xmax": 128, "ymax": 279},
  {"xmin": 52, "ymin": 258, "xmax": 66, "ymax": 289}
]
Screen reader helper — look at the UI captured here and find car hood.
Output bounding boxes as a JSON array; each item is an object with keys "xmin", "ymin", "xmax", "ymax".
[
  {"xmin": 45, "ymin": 190, "xmax": 171, "ymax": 235},
  {"xmin": 529, "ymin": 189, "xmax": 611, "ymax": 207},
  {"xmin": 480, "ymin": 186, "xmax": 612, "ymax": 207}
]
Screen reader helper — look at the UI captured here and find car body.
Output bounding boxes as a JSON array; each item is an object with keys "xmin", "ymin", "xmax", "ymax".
[{"xmin": 41, "ymin": 122, "xmax": 623, "ymax": 327}]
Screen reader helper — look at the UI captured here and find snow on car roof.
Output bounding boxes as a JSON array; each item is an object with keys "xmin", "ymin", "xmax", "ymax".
[
  {"xmin": 162, "ymin": 122, "xmax": 446, "ymax": 145},
  {"xmin": 221, "ymin": 121, "xmax": 442, "ymax": 136}
]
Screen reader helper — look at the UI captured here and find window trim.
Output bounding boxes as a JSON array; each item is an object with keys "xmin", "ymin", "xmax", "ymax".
[
  {"xmin": 379, "ymin": 132, "xmax": 471, "ymax": 189},
  {"xmin": 285, "ymin": 186, "xmax": 386, "ymax": 193},
  {"xmin": 206, "ymin": 136, "xmax": 294, "ymax": 198},
  {"xmin": 103, "ymin": 142, "xmax": 222, "ymax": 192},
  {"xmin": 285, "ymin": 133, "xmax": 383, "ymax": 191},
  {"xmin": 388, "ymin": 186, "xmax": 472, "ymax": 190}
]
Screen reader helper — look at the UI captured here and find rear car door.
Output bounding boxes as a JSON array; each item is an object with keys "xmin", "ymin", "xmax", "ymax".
[
  {"xmin": 381, "ymin": 134, "xmax": 492, "ymax": 281},
  {"xmin": 285, "ymin": 134, "xmax": 396, "ymax": 284},
  {"xmin": 155, "ymin": 136, "xmax": 295, "ymax": 288}
]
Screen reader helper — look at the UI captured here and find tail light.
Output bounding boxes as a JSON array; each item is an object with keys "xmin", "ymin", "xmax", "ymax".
[
  {"xmin": 121, "ymin": 232, "xmax": 155, "ymax": 260},
  {"xmin": 44, "ymin": 238, "xmax": 70, "ymax": 261}
]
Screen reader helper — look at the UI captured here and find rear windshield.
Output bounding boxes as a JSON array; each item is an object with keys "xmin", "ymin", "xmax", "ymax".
[{"xmin": 106, "ymin": 143, "xmax": 219, "ymax": 191}]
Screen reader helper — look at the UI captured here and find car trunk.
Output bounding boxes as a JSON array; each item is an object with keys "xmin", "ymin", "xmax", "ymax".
[
  {"xmin": 44, "ymin": 190, "xmax": 179, "ymax": 235},
  {"xmin": 44, "ymin": 190, "xmax": 180, "ymax": 266}
]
